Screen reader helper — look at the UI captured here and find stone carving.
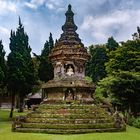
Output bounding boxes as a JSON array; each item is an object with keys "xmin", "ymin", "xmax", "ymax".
[
  {"xmin": 66, "ymin": 65, "xmax": 74, "ymax": 76},
  {"xmin": 66, "ymin": 89, "xmax": 74, "ymax": 100},
  {"xmin": 55, "ymin": 62, "xmax": 62, "ymax": 77}
]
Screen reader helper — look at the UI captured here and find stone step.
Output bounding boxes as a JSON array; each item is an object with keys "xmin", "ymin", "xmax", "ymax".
[
  {"xmin": 14, "ymin": 127, "xmax": 124, "ymax": 134},
  {"xmin": 21, "ymin": 122, "xmax": 114, "ymax": 129},
  {"xmin": 25, "ymin": 118, "xmax": 113, "ymax": 124},
  {"xmin": 39, "ymin": 104, "xmax": 99, "ymax": 110},
  {"xmin": 27, "ymin": 113, "xmax": 110, "ymax": 119},
  {"xmin": 36, "ymin": 108, "xmax": 107, "ymax": 114}
]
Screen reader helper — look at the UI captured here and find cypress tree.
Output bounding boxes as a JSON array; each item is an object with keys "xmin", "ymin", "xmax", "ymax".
[
  {"xmin": 38, "ymin": 40, "xmax": 54, "ymax": 82},
  {"xmin": 0, "ymin": 40, "xmax": 6, "ymax": 95},
  {"xmin": 85, "ymin": 45, "xmax": 108, "ymax": 83},
  {"xmin": 49, "ymin": 32, "xmax": 54, "ymax": 51},
  {"xmin": 7, "ymin": 17, "xmax": 36, "ymax": 116},
  {"xmin": 106, "ymin": 36, "xmax": 119, "ymax": 51}
]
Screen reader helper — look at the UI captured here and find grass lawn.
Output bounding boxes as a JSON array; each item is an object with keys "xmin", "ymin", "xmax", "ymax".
[{"xmin": 0, "ymin": 109, "xmax": 140, "ymax": 140}]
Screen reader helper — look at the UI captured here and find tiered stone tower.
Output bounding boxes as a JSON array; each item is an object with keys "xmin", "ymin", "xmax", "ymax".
[
  {"xmin": 49, "ymin": 4, "xmax": 89, "ymax": 79},
  {"xmin": 41, "ymin": 4, "xmax": 94, "ymax": 103},
  {"xmin": 13, "ymin": 5, "xmax": 126, "ymax": 134}
]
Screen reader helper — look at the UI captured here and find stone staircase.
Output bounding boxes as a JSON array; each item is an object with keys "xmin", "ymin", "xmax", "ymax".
[{"xmin": 13, "ymin": 104, "xmax": 126, "ymax": 134}]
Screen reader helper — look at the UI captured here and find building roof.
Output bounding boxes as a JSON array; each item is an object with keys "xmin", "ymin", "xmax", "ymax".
[{"xmin": 28, "ymin": 93, "xmax": 41, "ymax": 99}]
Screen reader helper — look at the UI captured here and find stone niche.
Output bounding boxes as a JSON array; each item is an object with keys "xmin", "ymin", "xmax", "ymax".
[{"xmin": 54, "ymin": 61, "xmax": 85, "ymax": 78}]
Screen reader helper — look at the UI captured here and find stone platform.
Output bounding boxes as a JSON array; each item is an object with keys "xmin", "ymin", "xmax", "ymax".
[{"xmin": 13, "ymin": 103, "xmax": 126, "ymax": 134}]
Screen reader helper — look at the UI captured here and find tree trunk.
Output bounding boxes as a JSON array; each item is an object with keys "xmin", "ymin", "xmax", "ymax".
[
  {"xmin": 18, "ymin": 96, "xmax": 24, "ymax": 112},
  {"xmin": 9, "ymin": 92, "xmax": 15, "ymax": 118}
]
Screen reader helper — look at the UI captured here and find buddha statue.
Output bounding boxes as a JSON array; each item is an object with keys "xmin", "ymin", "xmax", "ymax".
[
  {"xmin": 66, "ymin": 90, "xmax": 73, "ymax": 100},
  {"xmin": 66, "ymin": 65, "xmax": 74, "ymax": 76}
]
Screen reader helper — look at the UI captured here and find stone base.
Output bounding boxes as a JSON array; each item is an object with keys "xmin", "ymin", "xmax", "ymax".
[{"xmin": 12, "ymin": 103, "xmax": 126, "ymax": 134}]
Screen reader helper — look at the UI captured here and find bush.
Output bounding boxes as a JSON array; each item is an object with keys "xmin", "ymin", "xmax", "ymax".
[
  {"xmin": 128, "ymin": 117, "xmax": 140, "ymax": 129},
  {"xmin": 128, "ymin": 116, "xmax": 135, "ymax": 126},
  {"xmin": 132, "ymin": 117, "xmax": 140, "ymax": 128}
]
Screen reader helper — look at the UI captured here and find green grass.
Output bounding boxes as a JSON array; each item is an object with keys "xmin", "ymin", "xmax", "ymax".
[
  {"xmin": 0, "ymin": 109, "xmax": 27, "ymax": 122},
  {"xmin": 1, "ymin": 109, "xmax": 140, "ymax": 140}
]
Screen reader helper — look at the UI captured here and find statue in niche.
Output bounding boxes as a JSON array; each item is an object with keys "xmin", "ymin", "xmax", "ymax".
[
  {"xmin": 65, "ymin": 89, "xmax": 74, "ymax": 101},
  {"xmin": 66, "ymin": 65, "xmax": 74, "ymax": 76}
]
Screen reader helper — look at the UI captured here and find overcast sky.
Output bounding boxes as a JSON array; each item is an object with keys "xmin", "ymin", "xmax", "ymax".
[{"xmin": 0, "ymin": 0, "xmax": 140, "ymax": 55}]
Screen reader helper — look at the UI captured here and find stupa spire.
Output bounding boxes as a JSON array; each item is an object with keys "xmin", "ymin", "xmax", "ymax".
[
  {"xmin": 62, "ymin": 4, "xmax": 77, "ymax": 32},
  {"xmin": 58, "ymin": 4, "xmax": 83, "ymax": 46}
]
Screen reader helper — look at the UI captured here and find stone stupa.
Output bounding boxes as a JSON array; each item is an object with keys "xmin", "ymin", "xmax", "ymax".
[{"xmin": 13, "ymin": 5, "xmax": 126, "ymax": 134}]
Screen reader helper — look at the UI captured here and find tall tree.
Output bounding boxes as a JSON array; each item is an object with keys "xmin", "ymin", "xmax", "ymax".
[
  {"xmin": 7, "ymin": 17, "xmax": 36, "ymax": 116},
  {"xmin": 106, "ymin": 40, "xmax": 140, "ymax": 74},
  {"xmin": 132, "ymin": 26, "xmax": 140, "ymax": 40},
  {"xmin": 0, "ymin": 40, "xmax": 7, "ymax": 96},
  {"xmin": 96, "ymin": 71, "xmax": 140, "ymax": 114},
  {"xmin": 106, "ymin": 36, "xmax": 119, "ymax": 51},
  {"xmin": 49, "ymin": 33, "xmax": 54, "ymax": 51},
  {"xmin": 86, "ymin": 45, "xmax": 108, "ymax": 83},
  {"xmin": 97, "ymin": 39, "xmax": 140, "ymax": 114},
  {"xmin": 38, "ymin": 40, "xmax": 54, "ymax": 82}
]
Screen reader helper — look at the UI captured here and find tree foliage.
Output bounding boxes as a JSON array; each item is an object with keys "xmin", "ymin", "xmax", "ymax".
[
  {"xmin": 0, "ymin": 40, "xmax": 7, "ymax": 96},
  {"xmin": 7, "ymin": 17, "xmax": 36, "ymax": 114},
  {"xmin": 106, "ymin": 36, "xmax": 119, "ymax": 51},
  {"xmin": 96, "ymin": 39, "xmax": 140, "ymax": 114},
  {"xmin": 0, "ymin": 40, "xmax": 6, "ymax": 85},
  {"xmin": 86, "ymin": 45, "xmax": 108, "ymax": 83},
  {"xmin": 38, "ymin": 33, "xmax": 54, "ymax": 82},
  {"xmin": 97, "ymin": 71, "xmax": 140, "ymax": 113},
  {"xmin": 49, "ymin": 33, "xmax": 54, "ymax": 50},
  {"xmin": 106, "ymin": 40, "xmax": 140, "ymax": 74}
]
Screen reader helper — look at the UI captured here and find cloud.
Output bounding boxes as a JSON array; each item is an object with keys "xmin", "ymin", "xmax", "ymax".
[
  {"xmin": 24, "ymin": 0, "xmax": 46, "ymax": 10},
  {"xmin": 45, "ymin": 3, "xmax": 54, "ymax": 10},
  {"xmin": 24, "ymin": 2, "xmax": 37, "ymax": 9},
  {"xmin": 0, "ymin": 26, "xmax": 10, "ymax": 54},
  {"xmin": 24, "ymin": 0, "xmax": 65, "ymax": 12},
  {"xmin": 30, "ymin": 0, "xmax": 46, "ymax": 6},
  {"xmin": 80, "ymin": 9, "xmax": 140, "ymax": 43},
  {"xmin": 0, "ymin": 1, "xmax": 17, "ymax": 15},
  {"xmin": 0, "ymin": 26, "xmax": 10, "ymax": 35},
  {"xmin": 45, "ymin": 0, "xmax": 65, "ymax": 12}
]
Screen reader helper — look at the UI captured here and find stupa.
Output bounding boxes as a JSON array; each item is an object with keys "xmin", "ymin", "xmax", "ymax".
[{"xmin": 13, "ymin": 5, "xmax": 126, "ymax": 134}]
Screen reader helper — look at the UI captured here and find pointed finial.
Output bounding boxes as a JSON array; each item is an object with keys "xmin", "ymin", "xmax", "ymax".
[
  {"xmin": 68, "ymin": 4, "xmax": 72, "ymax": 11},
  {"xmin": 50, "ymin": 32, "xmax": 52, "ymax": 37},
  {"xmin": 65, "ymin": 4, "xmax": 74, "ymax": 17},
  {"xmin": 18, "ymin": 16, "xmax": 22, "ymax": 27}
]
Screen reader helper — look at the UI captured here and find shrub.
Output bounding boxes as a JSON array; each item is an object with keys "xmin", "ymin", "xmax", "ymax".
[
  {"xmin": 132, "ymin": 117, "xmax": 140, "ymax": 128},
  {"xmin": 128, "ymin": 116, "xmax": 135, "ymax": 126},
  {"xmin": 128, "ymin": 117, "xmax": 140, "ymax": 129}
]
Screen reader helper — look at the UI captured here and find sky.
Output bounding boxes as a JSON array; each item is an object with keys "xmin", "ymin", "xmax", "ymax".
[{"xmin": 0, "ymin": 0, "xmax": 140, "ymax": 56}]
